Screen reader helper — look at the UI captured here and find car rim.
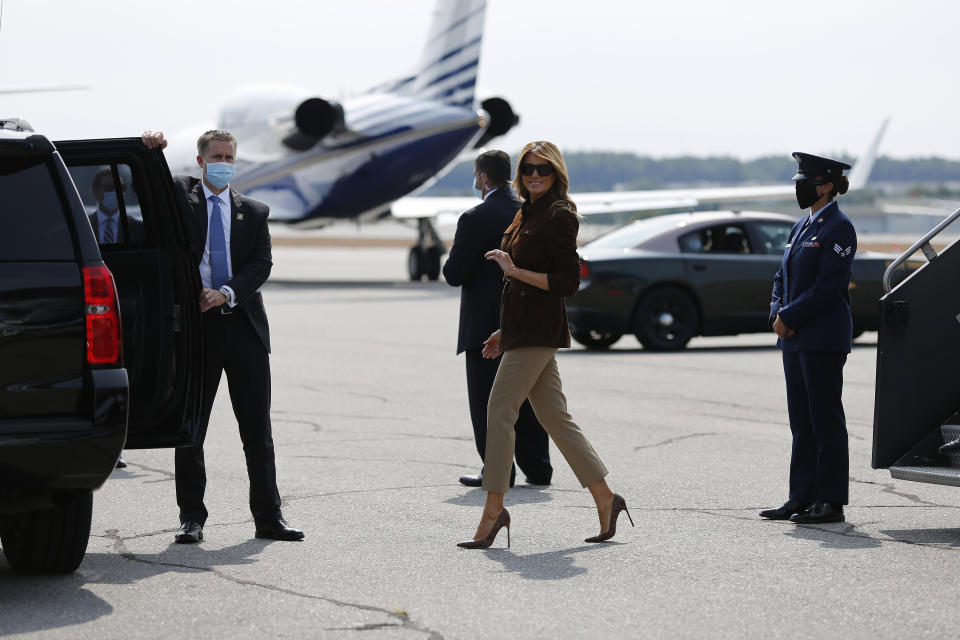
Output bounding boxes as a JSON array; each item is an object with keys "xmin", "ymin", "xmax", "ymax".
[{"xmin": 647, "ymin": 297, "xmax": 692, "ymax": 344}]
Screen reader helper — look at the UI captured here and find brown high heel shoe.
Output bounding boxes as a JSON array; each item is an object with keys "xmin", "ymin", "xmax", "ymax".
[
  {"xmin": 457, "ymin": 508, "xmax": 511, "ymax": 549},
  {"xmin": 585, "ymin": 494, "xmax": 633, "ymax": 543}
]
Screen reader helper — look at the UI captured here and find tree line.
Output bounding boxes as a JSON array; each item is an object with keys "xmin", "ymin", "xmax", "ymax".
[{"xmin": 422, "ymin": 152, "xmax": 960, "ymax": 196}]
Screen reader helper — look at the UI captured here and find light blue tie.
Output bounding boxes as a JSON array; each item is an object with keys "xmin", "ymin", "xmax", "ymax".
[{"xmin": 208, "ymin": 195, "xmax": 229, "ymax": 288}]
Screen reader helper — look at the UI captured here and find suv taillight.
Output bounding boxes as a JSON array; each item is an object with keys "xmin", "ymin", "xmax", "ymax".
[{"xmin": 83, "ymin": 265, "xmax": 121, "ymax": 366}]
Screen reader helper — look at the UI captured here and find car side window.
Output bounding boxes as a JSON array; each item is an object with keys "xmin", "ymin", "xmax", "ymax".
[
  {"xmin": 679, "ymin": 223, "xmax": 751, "ymax": 254},
  {"xmin": 751, "ymin": 221, "xmax": 794, "ymax": 254},
  {"xmin": 67, "ymin": 163, "xmax": 149, "ymax": 247},
  {"xmin": 0, "ymin": 157, "xmax": 75, "ymax": 260}
]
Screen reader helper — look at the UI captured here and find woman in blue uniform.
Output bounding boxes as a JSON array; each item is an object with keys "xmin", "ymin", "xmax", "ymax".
[{"xmin": 761, "ymin": 152, "xmax": 857, "ymax": 524}]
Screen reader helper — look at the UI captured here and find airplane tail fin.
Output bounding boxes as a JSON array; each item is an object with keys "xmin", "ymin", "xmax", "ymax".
[
  {"xmin": 388, "ymin": 0, "xmax": 486, "ymax": 107},
  {"xmin": 848, "ymin": 118, "xmax": 889, "ymax": 191}
]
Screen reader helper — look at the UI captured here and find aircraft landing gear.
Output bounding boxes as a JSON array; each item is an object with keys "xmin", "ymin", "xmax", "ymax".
[{"xmin": 408, "ymin": 218, "xmax": 444, "ymax": 281}]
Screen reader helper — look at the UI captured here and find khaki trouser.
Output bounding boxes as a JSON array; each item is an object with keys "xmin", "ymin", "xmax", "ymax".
[{"xmin": 482, "ymin": 347, "xmax": 608, "ymax": 493}]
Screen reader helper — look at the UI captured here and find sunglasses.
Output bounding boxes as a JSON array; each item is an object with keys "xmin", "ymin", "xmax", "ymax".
[{"xmin": 519, "ymin": 162, "xmax": 554, "ymax": 177}]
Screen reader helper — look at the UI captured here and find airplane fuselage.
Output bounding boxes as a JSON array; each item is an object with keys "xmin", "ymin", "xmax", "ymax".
[{"xmin": 226, "ymin": 91, "xmax": 486, "ymax": 224}]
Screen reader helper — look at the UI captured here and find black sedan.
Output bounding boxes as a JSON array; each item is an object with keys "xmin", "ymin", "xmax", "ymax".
[{"xmin": 566, "ymin": 210, "xmax": 916, "ymax": 350}]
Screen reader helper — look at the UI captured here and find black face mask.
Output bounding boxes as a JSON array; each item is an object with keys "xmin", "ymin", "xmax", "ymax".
[{"xmin": 795, "ymin": 181, "xmax": 822, "ymax": 209}]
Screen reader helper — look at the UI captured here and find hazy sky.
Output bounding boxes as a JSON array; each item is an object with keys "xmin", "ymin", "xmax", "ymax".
[{"xmin": 1, "ymin": 0, "xmax": 957, "ymax": 159}]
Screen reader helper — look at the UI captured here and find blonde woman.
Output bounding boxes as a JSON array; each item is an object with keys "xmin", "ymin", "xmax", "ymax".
[{"xmin": 458, "ymin": 141, "xmax": 632, "ymax": 549}]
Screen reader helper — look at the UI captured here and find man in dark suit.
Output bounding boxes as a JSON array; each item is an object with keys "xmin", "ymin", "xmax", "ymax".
[
  {"xmin": 142, "ymin": 129, "xmax": 303, "ymax": 543},
  {"xmin": 443, "ymin": 150, "xmax": 552, "ymax": 488},
  {"xmin": 87, "ymin": 168, "xmax": 145, "ymax": 246}
]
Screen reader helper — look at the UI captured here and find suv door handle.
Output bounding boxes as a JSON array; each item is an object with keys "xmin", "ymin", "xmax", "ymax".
[{"xmin": 169, "ymin": 304, "xmax": 182, "ymax": 332}]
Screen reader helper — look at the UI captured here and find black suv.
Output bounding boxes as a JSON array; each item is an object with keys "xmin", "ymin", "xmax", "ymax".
[{"xmin": 0, "ymin": 120, "xmax": 204, "ymax": 573}]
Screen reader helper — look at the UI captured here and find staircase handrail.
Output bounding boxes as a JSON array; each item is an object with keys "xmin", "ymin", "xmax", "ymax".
[{"xmin": 883, "ymin": 206, "xmax": 960, "ymax": 293}]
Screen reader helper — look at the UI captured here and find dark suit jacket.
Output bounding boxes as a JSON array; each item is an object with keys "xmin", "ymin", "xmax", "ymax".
[
  {"xmin": 499, "ymin": 197, "xmax": 581, "ymax": 351},
  {"xmin": 770, "ymin": 201, "xmax": 857, "ymax": 353},
  {"xmin": 173, "ymin": 175, "xmax": 273, "ymax": 352},
  {"xmin": 443, "ymin": 188, "xmax": 522, "ymax": 353},
  {"xmin": 87, "ymin": 211, "xmax": 145, "ymax": 244}
]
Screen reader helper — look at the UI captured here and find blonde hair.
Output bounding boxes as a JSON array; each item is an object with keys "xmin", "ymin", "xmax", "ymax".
[
  {"xmin": 196, "ymin": 129, "xmax": 238, "ymax": 156},
  {"xmin": 513, "ymin": 140, "xmax": 578, "ymax": 216}
]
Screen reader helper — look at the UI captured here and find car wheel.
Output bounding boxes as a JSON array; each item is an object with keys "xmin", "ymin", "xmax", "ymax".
[
  {"xmin": 633, "ymin": 287, "xmax": 699, "ymax": 351},
  {"xmin": 408, "ymin": 247, "xmax": 424, "ymax": 281},
  {"xmin": 0, "ymin": 490, "xmax": 93, "ymax": 574},
  {"xmin": 572, "ymin": 330, "xmax": 622, "ymax": 350}
]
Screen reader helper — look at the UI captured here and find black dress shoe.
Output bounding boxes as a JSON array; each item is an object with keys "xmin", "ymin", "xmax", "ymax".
[
  {"xmin": 790, "ymin": 502, "xmax": 845, "ymax": 524},
  {"xmin": 941, "ymin": 437, "xmax": 960, "ymax": 454},
  {"xmin": 115, "ymin": 457, "xmax": 127, "ymax": 469},
  {"xmin": 175, "ymin": 521, "xmax": 203, "ymax": 544},
  {"xmin": 524, "ymin": 476, "xmax": 551, "ymax": 486},
  {"xmin": 459, "ymin": 473, "xmax": 483, "ymax": 487},
  {"xmin": 759, "ymin": 500, "xmax": 810, "ymax": 520},
  {"xmin": 255, "ymin": 518, "xmax": 304, "ymax": 541},
  {"xmin": 458, "ymin": 469, "xmax": 516, "ymax": 488}
]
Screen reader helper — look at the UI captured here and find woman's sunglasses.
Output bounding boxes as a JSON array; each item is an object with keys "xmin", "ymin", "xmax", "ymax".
[{"xmin": 519, "ymin": 162, "xmax": 554, "ymax": 177}]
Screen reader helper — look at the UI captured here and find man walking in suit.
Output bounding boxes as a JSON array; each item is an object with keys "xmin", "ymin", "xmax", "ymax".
[
  {"xmin": 443, "ymin": 150, "xmax": 552, "ymax": 488},
  {"xmin": 142, "ymin": 129, "xmax": 303, "ymax": 543}
]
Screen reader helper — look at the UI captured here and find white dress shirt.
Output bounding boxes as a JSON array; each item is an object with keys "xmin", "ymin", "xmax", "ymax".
[
  {"xmin": 95, "ymin": 206, "xmax": 121, "ymax": 243},
  {"xmin": 200, "ymin": 181, "xmax": 237, "ymax": 307}
]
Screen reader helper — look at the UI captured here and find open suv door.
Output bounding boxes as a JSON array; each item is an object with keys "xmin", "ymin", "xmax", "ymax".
[{"xmin": 56, "ymin": 138, "xmax": 204, "ymax": 448}]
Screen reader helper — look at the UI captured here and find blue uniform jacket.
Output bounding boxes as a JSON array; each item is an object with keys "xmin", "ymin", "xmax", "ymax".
[{"xmin": 769, "ymin": 201, "xmax": 857, "ymax": 353}]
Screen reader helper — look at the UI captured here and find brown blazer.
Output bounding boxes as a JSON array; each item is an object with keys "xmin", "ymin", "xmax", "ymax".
[{"xmin": 499, "ymin": 197, "xmax": 580, "ymax": 351}]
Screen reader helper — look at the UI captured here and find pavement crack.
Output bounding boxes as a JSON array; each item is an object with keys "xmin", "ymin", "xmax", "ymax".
[
  {"xmin": 122, "ymin": 462, "xmax": 176, "ymax": 483},
  {"xmin": 850, "ymin": 476, "xmax": 944, "ymax": 507},
  {"xmin": 101, "ymin": 530, "xmax": 444, "ymax": 639},
  {"xmin": 634, "ymin": 432, "xmax": 717, "ymax": 451}
]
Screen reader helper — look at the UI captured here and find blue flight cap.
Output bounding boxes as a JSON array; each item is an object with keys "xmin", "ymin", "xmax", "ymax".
[{"xmin": 791, "ymin": 152, "xmax": 851, "ymax": 182}]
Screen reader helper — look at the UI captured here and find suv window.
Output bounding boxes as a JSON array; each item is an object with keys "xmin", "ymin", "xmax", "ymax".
[
  {"xmin": 0, "ymin": 158, "xmax": 75, "ymax": 261},
  {"xmin": 679, "ymin": 223, "xmax": 751, "ymax": 254},
  {"xmin": 67, "ymin": 163, "xmax": 149, "ymax": 246}
]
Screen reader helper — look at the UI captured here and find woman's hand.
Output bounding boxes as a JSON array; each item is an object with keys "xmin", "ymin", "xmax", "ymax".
[
  {"xmin": 482, "ymin": 330, "xmax": 503, "ymax": 359},
  {"xmin": 485, "ymin": 249, "xmax": 517, "ymax": 277},
  {"xmin": 772, "ymin": 315, "xmax": 795, "ymax": 339}
]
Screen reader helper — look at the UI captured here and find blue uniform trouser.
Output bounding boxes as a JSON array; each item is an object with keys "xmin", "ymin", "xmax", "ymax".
[{"xmin": 782, "ymin": 350, "xmax": 849, "ymax": 505}]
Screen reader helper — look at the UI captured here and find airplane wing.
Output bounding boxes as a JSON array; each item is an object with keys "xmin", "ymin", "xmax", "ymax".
[{"xmin": 392, "ymin": 119, "xmax": 889, "ymax": 220}]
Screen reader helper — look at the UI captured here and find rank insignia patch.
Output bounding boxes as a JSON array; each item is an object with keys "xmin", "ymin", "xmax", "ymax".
[{"xmin": 834, "ymin": 243, "xmax": 852, "ymax": 257}]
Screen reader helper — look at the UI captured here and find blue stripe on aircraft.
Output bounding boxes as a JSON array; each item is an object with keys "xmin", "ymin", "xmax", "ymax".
[
  {"xmin": 425, "ymin": 36, "xmax": 483, "ymax": 69},
  {"xmin": 425, "ymin": 59, "xmax": 479, "ymax": 89},
  {"xmin": 434, "ymin": 78, "xmax": 477, "ymax": 99}
]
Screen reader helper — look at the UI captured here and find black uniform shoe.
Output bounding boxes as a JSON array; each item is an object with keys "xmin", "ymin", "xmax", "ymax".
[
  {"xmin": 458, "ymin": 468, "xmax": 516, "ymax": 488},
  {"xmin": 459, "ymin": 473, "xmax": 483, "ymax": 487},
  {"xmin": 759, "ymin": 499, "xmax": 810, "ymax": 520},
  {"xmin": 940, "ymin": 437, "xmax": 960, "ymax": 454},
  {"xmin": 790, "ymin": 502, "xmax": 845, "ymax": 524},
  {"xmin": 255, "ymin": 518, "xmax": 305, "ymax": 541},
  {"xmin": 524, "ymin": 476, "xmax": 552, "ymax": 486},
  {"xmin": 175, "ymin": 521, "xmax": 203, "ymax": 544},
  {"xmin": 115, "ymin": 457, "xmax": 127, "ymax": 469}
]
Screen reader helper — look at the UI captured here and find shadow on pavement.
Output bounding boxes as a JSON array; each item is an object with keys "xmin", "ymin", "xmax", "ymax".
[
  {"xmin": 0, "ymin": 538, "xmax": 272, "ymax": 636},
  {"xmin": 444, "ymin": 486, "xmax": 554, "ymax": 508},
  {"xmin": 782, "ymin": 523, "xmax": 883, "ymax": 549},
  {"xmin": 566, "ymin": 340, "xmax": 877, "ymax": 356},
  {"xmin": 0, "ymin": 569, "xmax": 112, "ymax": 636},
  {"xmin": 476, "ymin": 544, "xmax": 615, "ymax": 581},
  {"xmin": 879, "ymin": 527, "xmax": 960, "ymax": 546}
]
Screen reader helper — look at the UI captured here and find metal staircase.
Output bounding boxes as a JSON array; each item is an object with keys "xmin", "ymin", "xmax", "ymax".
[{"xmin": 873, "ymin": 207, "xmax": 960, "ymax": 485}]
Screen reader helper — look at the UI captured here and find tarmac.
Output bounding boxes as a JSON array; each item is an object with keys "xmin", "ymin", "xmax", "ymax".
[{"xmin": 3, "ymin": 242, "xmax": 960, "ymax": 639}]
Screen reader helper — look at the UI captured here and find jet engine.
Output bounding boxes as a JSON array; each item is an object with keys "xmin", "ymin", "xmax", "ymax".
[
  {"xmin": 474, "ymin": 97, "xmax": 519, "ymax": 149},
  {"xmin": 282, "ymin": 98, "xmax": 346, "ymax": 151}
]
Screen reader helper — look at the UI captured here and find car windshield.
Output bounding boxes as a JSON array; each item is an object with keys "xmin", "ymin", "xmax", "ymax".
[{"xmin": 585, "ymin": 217, "xmax": 684, "ymax": 249}]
